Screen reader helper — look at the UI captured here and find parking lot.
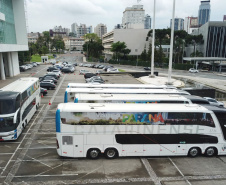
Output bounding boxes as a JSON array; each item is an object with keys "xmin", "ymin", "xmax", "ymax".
[{"xmin": 1, "ymin": 63, "xmax": 226, "ymax": 185}]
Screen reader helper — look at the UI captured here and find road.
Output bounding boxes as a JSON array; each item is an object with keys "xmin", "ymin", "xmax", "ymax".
[{"xmin": 1, "ymin": 55, "xmax": 226, "ymax": 185}]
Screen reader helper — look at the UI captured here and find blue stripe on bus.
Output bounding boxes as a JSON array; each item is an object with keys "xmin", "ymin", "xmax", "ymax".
[
  {"xmin": 14, "ymin": 129, "xmax": 17, "ymax": 139},
  {"xmin": 64, "ymin": 91, "xmax": 68, "ymax": 103},
  {"xmin": 56, "ymin": 109, "xmax": 61, "ymax": 133},
  {"xmin": 74, "ymin": 98, "xmax": 78, "ymax": 103}
]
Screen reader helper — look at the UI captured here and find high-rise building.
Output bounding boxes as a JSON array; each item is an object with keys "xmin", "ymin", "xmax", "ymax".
[
  {"xmin": 71, "ymin": 23, "xmax": 78, "ymax": 36},
  {"xmin": 49, "ymin": 26, "xmax": 70, "ymax": 37},
  {"xmin": 0, "ymin": 0, "xmax": 28, "ymax": 80},
  {"xmin": 170, "ymin": 18, "xmax": 184, "ymax": 31},
  {"xmin": 144, "ymin": 14, "xmax": 151, "ymax": 29},
  {"xmin": 94, "ymin": 23, "xmax": 107, "ymax": 39},
  {"xmin": 122, "ymin": 5, "xmax": 145, "ymax": 29},
  {"xmin": 198, "ymin": 1, "xmax": 211, "ymax": 26},
  {"xmin": 223, "ymin": 15, "xmax": 226, "ymax": 22},
  {"xmin": 184, "ymin": 17, "xmax": 198, "ymax": 33}
]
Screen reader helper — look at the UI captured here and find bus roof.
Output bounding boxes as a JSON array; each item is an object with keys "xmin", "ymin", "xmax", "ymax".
[
  {"xmin": 1, "ymin": 78, "xmax": 39, "ymax": 93},
  {"xmin": 75, "ymin": 93, "xmax": 191, "ymax": 102},
  {"xmin": 57, "ymin": 103, "xmax": 210, "ymax": 113},
  {"xmin": 66, "ymin": 88, "xmax": 190, "ymax": 95},
  {"xmin": 67, "ymin": 83, "xmax": 176, "ymax": 89}
]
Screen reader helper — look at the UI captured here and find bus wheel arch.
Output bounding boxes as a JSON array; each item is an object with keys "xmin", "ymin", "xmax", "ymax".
[
  {"xmin": 104, "ymin": 148, "xmax": 118, "ymax": 159},
  {"xmin": 188, "ymin": 147, "xmax": 201, "ymax": 157},
  {"xmin": 87, "ymin": 148, "xmax": 101, "ymax": 159},
  {"xmin": 205, "ymin": 147, "xmax": 218, "ymax": 157}
]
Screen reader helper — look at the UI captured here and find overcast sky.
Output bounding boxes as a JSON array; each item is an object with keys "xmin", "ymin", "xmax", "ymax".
[{"xmin": 27, "ymin": 0, "xmax": 226, "ymax": 33}]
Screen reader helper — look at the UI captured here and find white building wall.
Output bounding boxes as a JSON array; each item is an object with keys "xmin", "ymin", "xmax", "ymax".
[
  {"xmin": 11, "ymin": 52, "xmax": 20, "ymax": 76},
  {"xmin": 12, "ymin": 0, "xmax": 28, "ymax": 46}
]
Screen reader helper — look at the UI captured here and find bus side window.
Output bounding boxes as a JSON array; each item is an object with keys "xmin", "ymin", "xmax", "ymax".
[
  {"xmin": 16, "ymin": 94, "xmax": 21, "ymax": 110},
  {"xmin": 16, "ymin": 110, "xmax": 21, "ymax": 126},
  {"xmin": 62, "ymin": 136, "xmax": 73, "ymax": 145},
  {"xmin": 22, "ymin": 91, "xmax": 28, "ymax": 103}
]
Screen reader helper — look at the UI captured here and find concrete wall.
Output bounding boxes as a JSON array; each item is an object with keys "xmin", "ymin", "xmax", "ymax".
[{"xmin": 113, "ymin": 29, "xmax": 150, "ymax": 55}]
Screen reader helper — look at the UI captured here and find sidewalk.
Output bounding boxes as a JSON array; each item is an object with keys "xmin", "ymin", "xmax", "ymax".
[{"xmin": 138, "ymin": 76, "xmax": 185, "ymax": 88}]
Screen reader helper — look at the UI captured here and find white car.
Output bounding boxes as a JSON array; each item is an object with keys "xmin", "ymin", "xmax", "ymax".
[
  {"xmin": 47, "ymin": 70, "xmax": 61, "ymax": 78},
  {"xmin": 203, "ymin": 97, "xmax": 224, "ymax": 107},
  {"xmin": 107, "ymin": 68, "xmax": 119, "ymax": 72},
  {"xmin": 189, "ymin": 68, "xmax": 199, "ymax": 73}
]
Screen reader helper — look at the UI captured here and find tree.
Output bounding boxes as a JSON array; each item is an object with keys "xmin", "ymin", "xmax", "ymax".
[
  {"xmin": 111, "ymin": 41, "xmax": 129, "ymax": 61},
  {"xmin": 140, "ymin": 49, "xmax": 148, "ymax": 61},
  {"xmin": 42, "ymin": 46, "xmax": 48, "ymax": 55},
  {"xmin": 18, "ymin": 51, "xmax": 31, "ymax": 64}
]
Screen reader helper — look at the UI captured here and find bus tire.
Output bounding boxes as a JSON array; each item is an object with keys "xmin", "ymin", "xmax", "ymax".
[
  {"xmin": 188, "ymin": 147, "xmax": 200, "ymax": 157},
  {"xmin": 87, "ymin": 148, "xmax": 100, "ymax": 160},
  {"xmin": 104, "ymin": 148, "xmax": 118, "ymax": 159},
  {"xmin": 205, "ymin": 147, "xmax": 217, "ymax": 157}
]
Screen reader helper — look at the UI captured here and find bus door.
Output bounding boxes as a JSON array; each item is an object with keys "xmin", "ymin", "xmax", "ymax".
[
  {"xmin": 74, "ymin": 135, "xmax": 84, "ymax": 157},
  {"xmin": 61, "ymin": 135, "xmax": 74, "ymax": 157}
]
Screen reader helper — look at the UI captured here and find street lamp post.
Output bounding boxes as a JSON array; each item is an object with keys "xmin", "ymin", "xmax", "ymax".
[
  {"xmin": 167, "ymin": 0, "xmax": 176, "ymax": 85},
  {"xmin": 150, "ymin": 0, "xmax": 156, "ymax": 78}
]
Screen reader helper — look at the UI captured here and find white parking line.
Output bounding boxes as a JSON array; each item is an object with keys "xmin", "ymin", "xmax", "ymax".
[
  {"xmin": 0, "ymin": 105, "xmax": 45, "ymax": 176},
  {"xmin": 168, "ymin": 157, "xmax": 192, "ymax": 185}
]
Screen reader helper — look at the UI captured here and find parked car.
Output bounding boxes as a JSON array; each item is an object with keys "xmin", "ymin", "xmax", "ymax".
[
  {"xmin": 73, "ymin": 63, "xmax": 77, "ymax": 66},
  {"xmin": 98, "ymin": 65, "xmax": 105, "ymax": 69},
  {"xmin": 19, "ymin": 66, "xmax": 26, "ymax": 72},
  {"xmin": 189, "ymin": 68, "xmax": 199, "ymax": 73},
  {"xmin": 41, "ymin": 80, "xmax": 55, "ymax": 85},
  {"xmin": 84, "ymin": 73, "xmax": 96, "ymax": 79},
  {"xmin": 86, "ymin": 76, "xmax": 104, "ymax": 83},
  {"xmin": 96, "ymin": 70, "xmax": 104, "ymax": 74},
  {"xmin": 79, "ymin": 69, "xmax": 90, "ymax": 75},
  {"xmin": 61, "ymin": 67, "xmax": 74, "ymax": 73},
  {"xmin": 94, "ymin": 64, "xmax": 100, "ymax": 68},
  {"xmin": 47, "ymin": 70, "xmax": 61, "ymax": 78},
  {"xmin": 47, "ymin": 67, "xmax": 58, "ymax": 72},
  {"xmin": 26, "ymin": 64, "xmax": 33, "ymax": 69},
  {"xmin": 54, "ymin": 64, "xmax": 62, "ymax": 70},
  {"xmin": 40, "ymin": 76, "xmax": 57, "ymax": 84},
  {"xmin": 144, "ymin": 67, "xmax": 151, "ymax": 70},
  {"xmin": 107, "ymin": 68, "xmax": 119, "ymax": 72},
  {"xmin": 40, "ymin": 87, "xmax": 48, "ymax": 95},
  {"xmin": 103, "ymin": 65, "xmax": 113, "ymax": 71},
  {"xmin": 40, "ymin": 81, "xmax": 56, "ymax": 90},
  {"xmin": 42, "ymin": 74, "xmax": 59, "ymax": 80},
  {"xmin": 79, "ymin": 63, "xmax": 83, "ymax": 67},
  {"xmin": 203, "ymin": 97, "xmax": 224, "ymax": 107}
]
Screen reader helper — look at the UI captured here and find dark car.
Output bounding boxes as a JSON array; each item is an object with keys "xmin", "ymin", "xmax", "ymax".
[
  {"xmin": 40, "ymin": 81, "xmax": 56, "ymax": 90},
  {"xmin": 47, "ymin": 67, "xmax": 58, "ymax": 72},
  {"xmin": 43, "ymin": 74, "xmax": 59, "ymax": 80},
  {"xmin": 19, "ymin": 66, "xmax": 26, "ymax": 72},
  {"xmin": 40, "ymin": 76, "xmax": 57, "ymax": 84},
  {"xmin": 41, "ymin": 88, "xmax": 48, "ymax": 95},
  {"xmin": 144, "ymin": 67, "xmax": 151, "ymax": 70},
  {"xmin": 84, "ymin": 73, "xmax": 96, "ymax": 79},
  {"xmin": 73, "ymin": 63, "xmax": 77, "ymax": 66},
  {"xmin": 61, "ymin": 67, "xmax": 73, "ymax": 73}
]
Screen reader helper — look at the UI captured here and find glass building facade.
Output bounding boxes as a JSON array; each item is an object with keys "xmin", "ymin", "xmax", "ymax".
[
  {"xmin": 198, "ymin": 1, "xmax": 211, "ymax": 26},
  {"xmin": 0, "ymin": 0, "xmax": 17, "ymax": 44},
  {"xmin": 170, "ymin": 18, "xmax": 184, "ymax": 31},
  {"xmin": 206, "ymin": 26, "xmax": 226, "ymax": 57}
]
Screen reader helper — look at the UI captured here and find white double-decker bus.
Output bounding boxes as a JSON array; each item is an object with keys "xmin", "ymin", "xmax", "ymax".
[
  {"xmin": 56, "ymin": 103, "xmax": 226, "ymax": 159},
  {"xmin": 0, "ymin": 78, "xmax": 41, "ymax": 141},
  {"xmin": 67, "ymin": 83, "xmax": 176, "ymax": 89},
  {"xmin": 74, "ymin": 94, "xmax": 192, "ymax": 104},
  {"xmin": 64, "ymin": 88, "xmax": 190, "ymax": 103}
]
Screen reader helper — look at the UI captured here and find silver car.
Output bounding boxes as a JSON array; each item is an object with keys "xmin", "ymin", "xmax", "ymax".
[{"xmin": 203, "ymin": 97, "xmax": 224, "ymax": 107}]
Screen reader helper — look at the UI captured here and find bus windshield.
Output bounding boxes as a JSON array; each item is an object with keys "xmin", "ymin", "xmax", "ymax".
[
  {"xmin": 0, "ymin": 99, "xmax": 16, "ymax": 114},
  {"xmin": 0, "ymin": 116, "xmax": 16, "ymax": 132}
]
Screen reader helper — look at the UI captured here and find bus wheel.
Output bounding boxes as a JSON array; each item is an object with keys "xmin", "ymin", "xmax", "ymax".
[
  {"xmin": 188, "ymin": 147, "xmax": 200, "ymax": 157},
  {"xmin": 205, "ymin": 147, "xmax": 217, "ymax": 157},
  {"xmin": 87, "ymin": 148, "xmax": 100, "ymax": 159},
  {"xmin": 104, "ymin": 148, "xmax": 118, "ymax": 159}
]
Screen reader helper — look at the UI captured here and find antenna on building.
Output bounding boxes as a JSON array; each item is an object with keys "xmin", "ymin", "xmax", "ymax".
[{"xmin": 24, "ymin": 0, "xmax": 29, "ymax": 33}]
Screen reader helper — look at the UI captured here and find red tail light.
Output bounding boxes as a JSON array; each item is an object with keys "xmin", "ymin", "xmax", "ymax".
[
  {"xmin": 32, "ymin": 100, "xmax": 36, "ymax": 105},
  {"xmin": 56, "ymin": 139, "xmax": 59, "ymax": 149}
]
